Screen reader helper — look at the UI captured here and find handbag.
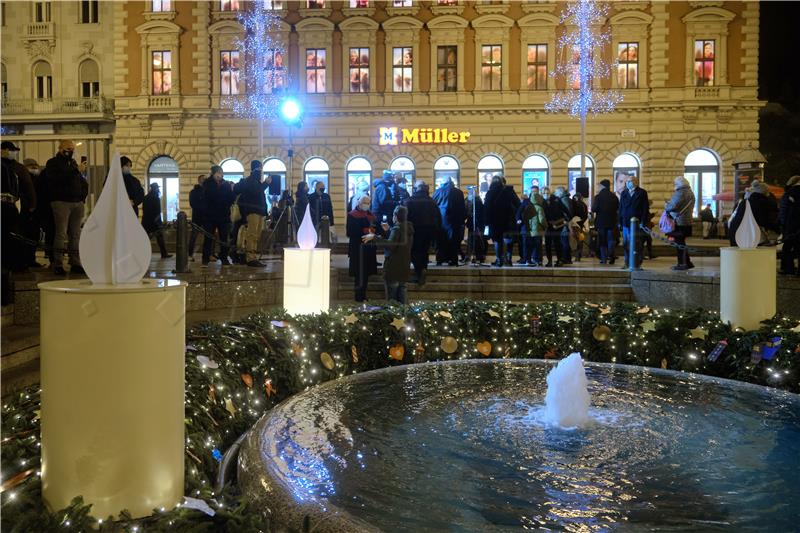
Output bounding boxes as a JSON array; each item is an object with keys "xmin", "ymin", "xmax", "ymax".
[
  {"xmin": 230, "ymin": 194, "xmax": 242, "ymax": 223},
  {"xmin": 659, "ymin": 210, "xmax": 675, "ymax": 234}
]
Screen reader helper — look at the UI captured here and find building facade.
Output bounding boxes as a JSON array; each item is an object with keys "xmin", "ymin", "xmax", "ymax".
[{"xmin": 1, "ymin": 0, "xmax": 763, "ymax": 220}]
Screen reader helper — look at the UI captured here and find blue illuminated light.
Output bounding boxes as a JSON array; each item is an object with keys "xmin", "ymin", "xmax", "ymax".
[
  {"xmin": 545, "ymin": 0, "xmax": 622, "ymax": 119},
  {"xmin": 280, "ymin": 98, "xmax": 303, "ymax": 125}
]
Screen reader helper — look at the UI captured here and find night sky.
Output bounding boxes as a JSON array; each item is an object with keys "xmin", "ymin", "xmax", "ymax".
[{"xmin": 759, "ymin": 1, "xmax": 800, "ymax": 109}]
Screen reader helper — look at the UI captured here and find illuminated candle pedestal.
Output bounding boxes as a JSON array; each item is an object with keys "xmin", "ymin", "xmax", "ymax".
[
  {"xmin": 283, "ymin": 248, "xmax": 330, "ymax": 315},
  {"xmin": 720, "ymin": 247, "xmax": 776, "ymax": 331},
  {"xmin": 39, "ymin": 279, "xmax": 186, "ymax": 519}
]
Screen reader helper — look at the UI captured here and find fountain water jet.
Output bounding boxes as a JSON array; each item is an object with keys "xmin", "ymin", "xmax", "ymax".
[{"xmin": 544, "ymin": 352, "xmax": 591, "ymax": 428}]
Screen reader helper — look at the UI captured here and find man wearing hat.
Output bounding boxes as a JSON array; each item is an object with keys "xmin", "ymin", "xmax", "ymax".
[
  {"xmin": 233, "ymin": 160, "xmax": 271, "ymax": 267},
  {"xmin": 45, "ymin": 139, "xmax": 87, "ymax": 275},
  {"xmin": 591, "ymin": 178, "xmax": 620, "ymax": 265}
]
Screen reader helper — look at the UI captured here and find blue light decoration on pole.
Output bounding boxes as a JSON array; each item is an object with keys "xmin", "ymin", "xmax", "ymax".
[
  {"xmin": 231, "ymin": 0, "xmax": 290, "ymax": 153},
  {"xmin": 545, "ymin": 0, "xmax": 622, "ymax": 182},
  {"xmin": 280, "ymin": 97, "xmax": 303, "ymax": 126}
]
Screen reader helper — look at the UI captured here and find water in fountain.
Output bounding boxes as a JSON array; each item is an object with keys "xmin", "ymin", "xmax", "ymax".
[{"xmin": 544, "ymin": 352, "xmax": 591, "ymax": 428}]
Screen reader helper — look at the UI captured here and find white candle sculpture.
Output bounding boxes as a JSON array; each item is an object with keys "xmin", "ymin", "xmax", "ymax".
[
  {"xmin": 283, "ymin": 205, "xmax": 330, "ymax": 314},
  {"xmin": 297, "ymin": 204, "xmax": 318, "ymax": 249},
  {"xmin": 734, "ymin": 199, "xmax": 761, "ymax": 249}
]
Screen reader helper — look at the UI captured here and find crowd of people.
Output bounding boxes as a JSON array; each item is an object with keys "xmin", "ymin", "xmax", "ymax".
[{"xmin": 3, "ymin": 140, "xmax": 800, "ymax": 307}]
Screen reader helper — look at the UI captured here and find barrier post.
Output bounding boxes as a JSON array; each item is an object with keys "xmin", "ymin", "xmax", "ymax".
[
  {"xmin": 173, "ymin": 212, "xmax": 190, "ymax": 273},
  {"xmin": 628, "ymin": 217, "xmax": 640, "ymax": 271}
]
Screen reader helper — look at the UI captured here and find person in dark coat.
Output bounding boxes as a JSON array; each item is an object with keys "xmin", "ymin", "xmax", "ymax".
[
  {"xmin": 747, "ymin": 180, "xmax": 780, "ymax": 234},
  {"xmin": 188, "ymin": 175, "xmax": 206, "ymax": 259},
  {"xmin": 515, "ymin": 192, "xmax": 535, "ymax": 265},
  {"xmin": 202, "ymin": 165, "xmax": 236, "ymax": 266},
  {"xmin": 234, "ymin": 160, "xmax": 270, "ymax": 266},
  {"xmin": 542, "ymin": 187, "xmax": 565, "ymax": 267},
  {"xmin": 571, "ymin": 193, "xmax": 588, "ymax": 261},
  {"xmin": 664, "ymin": 176, "xmax": 696, "ymax": 270},
  {"xmin": 592, "ymin": 179, "xmax": 620, "ymax": 264},
  {"xmin": 308, "ymin": 179, "xmax": 334, "ymax": 230},
  {"xmin": 465, "ymin": 187, "xmax": 486, "ymax": 264},
  {"xmin": 22, "ymin": 158, "xmax": 47, "ymax": 267},
  {"xmin": 45, "ymin": 139, "xmax": 88, "ymax": 275},
  {"xmin": 779, "ymin": 175, "xmax": 800, "ymax": 275},
  {"xmin": 618, "ymin": 176, "xmax": 649, "ymax": 268},
  {"xmin": 346, "ymin": 194, "xmax": 378, "ymax": 301},
  {"xmin": 484, "ymin": 175, "xmax": 520, "ymax": 266},
  {"xmin": 294, "ymin": 181, "xmax": 309, "ymax": 227},
  {"xmin": 120, "ymin": 156, "xmax": 145, "ymax": 216},
  {"xmin": 405, "ymin": 181, "xmax": 441, "ymax": 284},
  {"xmin": 432, "ymin": 178, "xmax": 466, "ymax": 266},
  {"xmin": 1, "ymin": 144, "xmax": 36, "ymax": 272},
  {"xmin": 393, "ymin": 175, "xmax": 410, "ymax": 206},
  {"xmin": 553, "ymin": 187, "xmax": 573, "ymax": 265},
  {"xmin": 363, "ymin": 205, "xmax": 414, "ymax": 304},
  {"xmin": 372, "ymin": 170, "xmax": 397, "ymax": 225},
  {"xmin": 141, "ymin": 182, "xmax": 172, "ymax": 258}
]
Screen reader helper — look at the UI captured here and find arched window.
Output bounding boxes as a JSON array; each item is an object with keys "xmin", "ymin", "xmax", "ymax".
[
  {"xmin": 220, "ymin": 158, "xmax": 245, "ymax": 184},
  {"xmin": 390, "ymin": 156, "xmax": 415, "ymax": 184},
  {"xmin": 567, "ymin": 154, "xmax": 594, "ymax": 198},
  {"xmin": 477, "ymin": 154, "xmax": 504, "ymax": 200},
  {"xmin": 1, "ymin": 63, "xmax": 7, "ymax": 99},
  {"xmin": 147, "ymin": 156, "xmax": 180, "ymax": 222},
  {"xmin": 346, "ymin": 156, "xmax": 372, "ymax": 211},
  {"xmin": 33, "ymin": 61, "xmax": 52, "ymax": 100},
  {"xmin": 304, "ymin": 157, "xmax": 330, "ymax": 192},
  {"xmin": 684, "ymin": 148, "xmax": 720, "ymax": 216},
  {"xmin": 522, "ymin": 154, "xmax": 549, "ymax": 192},
  {"xmin": 79, "ymin": 59, "xmax": 100, "ymax": 97},
  {"xmin": 263, "ymin": 157, "xmax": 286, "ymax": 198},
  {"xmin": 434, "ymin": 155, "xmax": 460, "ymax": 188},
  {"xmin": 612, "ymin": 152, "xmax": 641, "ymax": 196}
]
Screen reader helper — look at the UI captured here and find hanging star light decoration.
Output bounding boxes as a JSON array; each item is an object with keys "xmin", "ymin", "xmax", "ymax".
[
  {"xmin": 229, "ymin": 0, "xmax": 289, "ymax": 121},
  {"xmin": 545, "ymin": 0, "xmax": 622, "ymax": 118}
]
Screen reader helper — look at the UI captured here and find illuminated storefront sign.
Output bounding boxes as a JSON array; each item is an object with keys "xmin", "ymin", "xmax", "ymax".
[{"xmin": 379, "ymin": 127, "xmax": 470, "ymax": 146}]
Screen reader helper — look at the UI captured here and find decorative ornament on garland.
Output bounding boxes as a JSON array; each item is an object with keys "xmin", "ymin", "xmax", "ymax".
[
  {"xmin": 441, "ymin": 336, "xmax": 459, "ymax": 354},
  {"xmin": 270, "ymin": 320, "xmax": 288, "ymax": 328},
  {"xmin": 707, "ymin": 340, "xmax": 727, "ymax": 362},
  {"xmin": 438, "ymin": 311, "xmax": 453, "ymax": 319},
  {"xmin": 292, "ymin": 343, "xmax": 303, "ymax": 356},
  {"xmin": 390, "ymin": 317, "xmax": 406, "ymax": 330},
  {"xmin": 557, "ymin": 315, "xmax": 575, "ymax": 323},
  {"xmin": 661, "ymin": 358, "xmax": 668, "ymax": 369},
  {"xmin": 208, "ymin": 385, "xmax": 216, "ymax": 402},
  {"xmin": 599, "ymin": 306, "xmax": 612, "ymax": 315},
  {"xmin": 476, "ymin": 341, "xmax": 492, "ymax": 356},
  {"xmin": 636, "ymin": 306, "xmax": 651, "ymax": 314},
  {"xmin": 592, "ymin": 325, "xmax": 612, "ymax": 342},
  {"xmin": 641, "ymin": 320, "xmax": 656, "ymax": 332},
  {"xmin": 531, "ymin": 315, "xmax": 541, "ymax": 335},
  {"xmin": 751, "ymin": 337, "xmax": 782, "ymax": 364},
  {"xmin": 689, "ymin": 327, "xmax": 708, "ymax": 340},
  {"xmin": 224, "ymin": 398, "xmax": 236, "ymax": 416},
  {"xmin": 414, "ymin": 343, "xmax": 425, "ymax": 363},
  {"xmin": 544, "ymin": 346, "xmax": 558, "ymax": 359},
  {"xmin": 320, "ymin": 352, "xmax": 335, "ymax": 370},
  {"xmin": 350, "ymin": 345, "xmax": 359, "ymax": 363},
  {"xmin": 344, "ymin": 313, "xmax": 358, "ymax": 325},
  {"xmin": 240, "ymin": 373, "xmax": 253, "ymax": 388},
  {"xmin": 389, "ymin": 344, "xmax": 405, "ymax": 361},
  {"xmin": 487, "ymin": 309, "xmax": 501, "ymax": 318},
  {"xmin": 264, "ymin": 378, "xmax": 277, "ymax": 398},
  {"xmin": 196, "ymin": 355, "xmax": 219, "ymax": 369}
]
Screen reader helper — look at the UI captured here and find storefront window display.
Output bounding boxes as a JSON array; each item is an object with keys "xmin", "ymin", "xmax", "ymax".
[
  {"xmin": 263, "ymin": 157, "xmax": 286, "ymax": 198},
  {"xmin": 434, "ymin": 155, "xmax": 460, "ymax": 189},
  {"xmin": 303, "ymin": 157, "xmax": 330, "ymax": 192},
  {"xmin": 612, "ymin": 153, "xmax": 640, "ymax": 197},
  {"xmin": 390, "ymin": 156, "xmax": 416, "ymax": 184},
  {"xmin": 346, "ymin": 156, "xmax": 372, "ymax": 211},
  {"xmin": 567, "ymin": 154, "xmax": 594, "ymax": 197},
  {"xmin": 522, "ymin": 154, "xmax": 549, "ymax": 193},
  {"xmin": 684, "ymin": 148, "xmax": 720, "ymax": 216},
  {"xmin": 477, "ymin": 154, "xmax": 504, "ymax": 200},
  {"xmin": 147, "ymin": 155, "xmax": 180, "ymax": 222}
]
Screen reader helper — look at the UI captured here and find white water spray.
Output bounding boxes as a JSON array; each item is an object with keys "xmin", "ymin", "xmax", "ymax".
[{"xmin": 544, "ymin": 353, "xmax": 591, "ymax": 428}]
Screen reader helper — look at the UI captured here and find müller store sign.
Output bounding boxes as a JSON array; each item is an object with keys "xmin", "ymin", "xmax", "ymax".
[{"xmin": 379, "ymin": 127, "xmax": 471, "ymax": 146}]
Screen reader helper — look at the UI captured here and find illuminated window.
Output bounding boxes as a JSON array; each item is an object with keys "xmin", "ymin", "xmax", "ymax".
[
  {"xmin": 436, "ymin": 45, "xmax": 457, "ymax": 92},
  {"xmin": 152, "ymin": 0, "xmax": 171, "ymax": 11},
  {"xmin": 80, "ymin": 0, "xmax": 98, "ymax": 23},
  {"xmin": 220, "ymin": 51, "xmax": 240, "ymax": 95},
  {"xmin": 304, "ymin": 157, "xmax": 330, "ymax": 192},
  {"xmin": 437, "ymin": 0, "xmax": 457, "ymax": 5},
  {"xmin": 694, "ymin": 40, "xmax": 714, "ymax": 87},
  {"xmin": 346, "ymin": 157, "xmax": 372, "ymax": 211},
  {"xmin": 147, "ymin": 156, "xmax": 180, "ymax": 222},
  {"xmin": 306, "ymin": 0, "xmax": 325, "ymax": 7},
  {"xmin": 264, "ymin": 0, "xmax": 283, "ymax": 8},
  {"xmin": 392, "ymin": 0, "xmax": 412, "ymax": 5},
  {"xmin": 220, "ymin": 158, "xmax": 245, "ymax": 184},
  {"xmin": 481, "ymin": 44, "xmax": 501, "ymax": 91},
  {"xmin": 391, "ymin": 156, "xmax": 416, "ymax": 184},
  {"xmin": 567, "ymin": 154, "xmax": 594, "ymax": 197},
  {"xmin": 220, "ymin": 0, "xmax": 240, "ymax": 11},
  {"xmin": 349, "ymin": 48, "xmax": 369, "ymax": 93},
  {"xmin": 526, "ymin": 44, "xmax": 547, "ymax": 90},
  {"xmin": 265, "ymin": 49, "xmax": 287, "ymax": 94},
  {"xmin": 477, "ymin": 154, "xmax": 504, "ymax": 200},
  {"xmin": 349, "ymin": 0, "xmax": 369, "ymax": 6},
  {"xmin": 434, "ymin": 155, "xmax": 460, "ymax": 188},
  {"xmin": 684, "ymin": 149, "xmax": 719, "ymax": 215},
  {"xmin": 522, "ymin": 154, "xmax": 550, "ymax": 191},
  {"xmin": 392, "ymin": 47, "xmax": 413, "ymax": 92},
  {"xmin": 617, "ymin": 42, "xmax": 638, "ymax": 89},
  {"xmin": 612, "ymin": 153, "xmax": 640, "ymax": 197},
  {"xmin": 152, "ymin": 51, "xmax": 172, "ymax": 95},
  {"xmin": 305, "ymin": 49, "xmax": 326, "ymax": 93}
]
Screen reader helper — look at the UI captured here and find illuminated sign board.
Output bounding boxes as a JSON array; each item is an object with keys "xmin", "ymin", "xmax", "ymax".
[{"xmin": 379, "ymin": 127, "xmax": 471, "ymax": 146}]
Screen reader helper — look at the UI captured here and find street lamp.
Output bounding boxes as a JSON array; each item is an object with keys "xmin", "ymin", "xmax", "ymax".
[{"xmin": 279, "ymin": 96, "xmax": 304, "ymax": 243}]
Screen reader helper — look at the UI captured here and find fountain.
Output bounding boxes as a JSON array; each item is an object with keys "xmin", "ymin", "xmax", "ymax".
[{"xmin": 239, "ymin": 359, "xmax": 800, "ymax": 531}]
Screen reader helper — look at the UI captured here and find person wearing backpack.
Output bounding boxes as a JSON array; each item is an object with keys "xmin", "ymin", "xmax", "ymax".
[{"xmin": 664, "ymin": 176, "xmax": 695, "ymax": 270}]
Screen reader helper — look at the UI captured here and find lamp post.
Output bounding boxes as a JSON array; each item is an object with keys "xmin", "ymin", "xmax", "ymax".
[{"xmin": 279, "ymin": 96, "xmax": 303, "ymax": 242}]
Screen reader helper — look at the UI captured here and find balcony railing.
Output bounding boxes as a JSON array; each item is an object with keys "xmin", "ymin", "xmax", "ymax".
[
  {"xmin": 694, "ymin": 86, "xmax": 721, "ymax": 98},
  {"xmin": 0, "ymin": 96, "xmax": 114, "ymax": 116},
  {"xmin": 25, "ymin": 22, "xmax": 55, "ymax": 39}
]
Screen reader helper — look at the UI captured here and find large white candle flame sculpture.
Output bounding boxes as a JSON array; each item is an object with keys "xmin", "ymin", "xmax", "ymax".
[
  {"xmin": 297, "ymin": 204, "xmax": 318, "ymax": 250},
  {"xmin": 78, "ymin": 152, "xmax": 152, "ymax": 284},
  {"xmin": 734, "ymin": 200, "xmax": 761, "ymax": 249}
]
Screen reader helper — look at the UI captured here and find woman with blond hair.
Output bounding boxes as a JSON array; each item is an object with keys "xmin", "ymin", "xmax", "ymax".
[{"xmin": 664, "ymin": 176, "xmax": 696, "ymax": 270}]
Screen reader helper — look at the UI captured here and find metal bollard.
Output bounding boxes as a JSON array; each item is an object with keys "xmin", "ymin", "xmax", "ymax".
[
  {"xmin": 628, "ymin": 217, "xmax": 640, "ymax": 271},
  {"xmin": 173, "ymin": 211, "xmax": 190, "ymax": 273},
  {"xmin": 319, "ymin": 216, "xmax": 331, "ymax": 248}
]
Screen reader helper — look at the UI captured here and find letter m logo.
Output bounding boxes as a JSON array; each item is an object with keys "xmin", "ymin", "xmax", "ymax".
[{"xmin": 379, "ymin": 127, "xmax": 398, "ymax": 146}]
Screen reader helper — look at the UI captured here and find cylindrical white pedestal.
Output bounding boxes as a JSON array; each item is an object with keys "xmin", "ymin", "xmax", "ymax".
[
  {"xmin": 39, "ymin": 279, "xmax": 186, "ymax": 519},
  {"xmin": 720, "ymin": 247, "xmax": 776, "ymax": 330},
  {"xmin": 283, "ymin": 248, "xmax": 330, "ymax": 315}
]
